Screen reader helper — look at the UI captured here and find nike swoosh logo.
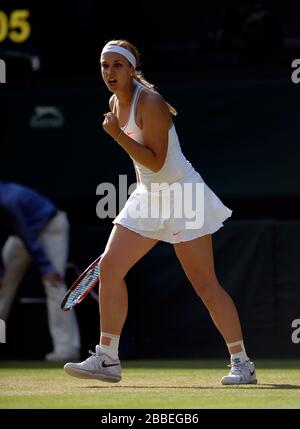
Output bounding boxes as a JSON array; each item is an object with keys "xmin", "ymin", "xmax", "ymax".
[
  {"xmin": 127, "ymin": 131, "xmax": 134, "ymax": 136},
  {"xmin": 249, "ymin": 370, "xmax": 255, "ymax": 376},
  {"xmin": 172, "ymin": 231, "xmax": 181, "ymax": 236},
  {"xmin": 101, "ymin": 360, "xmax": 120, "ymax": 368}
]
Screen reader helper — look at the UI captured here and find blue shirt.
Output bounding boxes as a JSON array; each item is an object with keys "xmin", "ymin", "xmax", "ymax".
[{"xmin": 0, "ymin": 182, "xmax": 58, "ymax": 276}]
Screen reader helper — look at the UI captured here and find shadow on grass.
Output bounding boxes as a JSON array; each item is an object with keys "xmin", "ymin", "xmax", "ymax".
[
  {"xmin": 1, "ymin": 359, "xmax": 300, "ymax": 370},
  {"xmin": 80, "ymin": 383, "xmax": 300, "ymax": 390}
]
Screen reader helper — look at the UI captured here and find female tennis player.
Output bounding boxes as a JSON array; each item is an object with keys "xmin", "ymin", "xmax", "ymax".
[{"xmin": 64, "ymin": 39, "xmax": 257, "ymax": 385}]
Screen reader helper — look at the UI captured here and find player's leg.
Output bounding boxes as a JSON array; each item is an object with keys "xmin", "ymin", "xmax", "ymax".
[
  {"xmin": 64, "ymin": 224, "xmax": 158, "ymax": 382},
  {"xmin": 0, "ymin": 236, "xmax": 31, "ymax": 320},
  {"xmin": 173, "ymin": 234, "xmax": 257, "ymax": 384},
  {"xmin": 99, "ymin": 224, "xmax": 158, "ymax": 340},
  {"xmin": 174, "ymin": 234, "xmax": 242, "ymax": 343},
  {"xmin": 39, "ymin": 211, "xmax": 81, "ymax": 361}
]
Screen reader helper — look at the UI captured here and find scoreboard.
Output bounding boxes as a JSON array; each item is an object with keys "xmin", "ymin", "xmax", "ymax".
[
  {"xmin": 0, "ymin": 9, "xmax": 31, "ymax": 44},
  {"xmin": 0, "ymin": 1, "xmax": 105, "ymax": 82},
  {"xmin": 0, "ymin": 1, "xmax": 41, "ymax": 83}
]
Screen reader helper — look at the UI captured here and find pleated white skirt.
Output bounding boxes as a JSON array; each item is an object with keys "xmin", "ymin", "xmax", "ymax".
[{"xmin": 113, "ymin": 169, "xmax": 232, "ymax": 243}]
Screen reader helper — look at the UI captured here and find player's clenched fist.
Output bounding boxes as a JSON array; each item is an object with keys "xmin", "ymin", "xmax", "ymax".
[{"xmin": 102, "ymin": 112, "xmax": 121, "ymax": 140}]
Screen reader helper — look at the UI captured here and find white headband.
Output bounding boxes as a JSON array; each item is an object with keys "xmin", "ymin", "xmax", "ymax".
[{"xmin": 101, "ymin": 44, "xmax": 136, "ymax": 68}]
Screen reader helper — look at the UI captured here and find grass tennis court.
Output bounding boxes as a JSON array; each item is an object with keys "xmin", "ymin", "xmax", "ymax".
[{"xmin": 0, "ymin": 359, "xmax": 299, "ymax": 409}]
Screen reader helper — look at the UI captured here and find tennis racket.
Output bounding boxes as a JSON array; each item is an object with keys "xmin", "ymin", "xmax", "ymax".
[{"xmin": 61, "ymin": 255, "xmax": 102, "ymax": 311}]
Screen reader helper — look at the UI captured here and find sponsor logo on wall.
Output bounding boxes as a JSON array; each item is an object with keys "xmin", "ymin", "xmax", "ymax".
[{"xmin": 30, "ymin": 106, "xmax": 64, "ymax": 128}]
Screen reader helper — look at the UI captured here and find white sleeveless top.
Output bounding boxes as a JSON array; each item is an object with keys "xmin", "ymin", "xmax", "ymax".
[
  {"xmin": 113, "ymin": 82, "xmax": 233, "ymax": 243},
  {"xmin": 115, "ymin": 82, "xmax": 195, "ymax": 189}
]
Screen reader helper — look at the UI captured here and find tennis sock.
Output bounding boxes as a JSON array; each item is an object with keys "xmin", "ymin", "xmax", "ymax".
[
  {"xmin": 227, "ymin": 340, "xmax": 249, "ymax": 364},
  {"xmin": 99, "ymin": 332, "xmax": 120, "ymax": 360}
]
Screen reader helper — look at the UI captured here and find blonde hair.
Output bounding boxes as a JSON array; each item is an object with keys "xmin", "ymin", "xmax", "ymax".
[{"xmin": 103, "ymin": 39, "xmax": 177, "ymax": 116}]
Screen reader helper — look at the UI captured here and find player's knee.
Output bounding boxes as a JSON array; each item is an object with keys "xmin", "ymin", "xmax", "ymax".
[
  {"xmin": 192, "ymin": 276, "xmax": 220, "ymax": 305},
  {"xmin": 99, "ymin": 253, "xmax": 121, "ymax": 280},
  {"xmin": 99, "ymin": 253, "xmax": 112, "ymax": 275}
]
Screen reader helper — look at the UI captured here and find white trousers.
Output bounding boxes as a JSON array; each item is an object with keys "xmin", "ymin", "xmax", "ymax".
[{"xmin": 0, "ymin": 211, "xmax": 80, "ymax": 355}]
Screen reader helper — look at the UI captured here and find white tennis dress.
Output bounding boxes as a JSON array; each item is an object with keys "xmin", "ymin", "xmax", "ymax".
[{"xmin": 113, "ymin": 82, "xmax": 232, "ymax": 243}]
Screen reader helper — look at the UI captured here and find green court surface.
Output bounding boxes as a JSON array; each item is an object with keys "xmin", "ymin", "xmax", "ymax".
[{"xmin": 0, "ymin": 360, "xmax": 299, "ymax": 409}]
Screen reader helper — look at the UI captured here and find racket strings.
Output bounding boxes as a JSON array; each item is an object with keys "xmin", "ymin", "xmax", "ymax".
[{"xmin": 63, "ymin": 265, "xmax": 99, "ymax": 310}]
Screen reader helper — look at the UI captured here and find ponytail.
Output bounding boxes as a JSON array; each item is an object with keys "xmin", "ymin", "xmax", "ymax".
[{"xmin": 134, "ymin": 71, "xmax": 177, "ymax": 117}]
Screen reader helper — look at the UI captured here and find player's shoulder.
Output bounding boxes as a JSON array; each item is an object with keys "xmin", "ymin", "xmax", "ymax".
[
  {"xmin": 140, "ymin": 87, "xmax": 163, "ymax": 104},
  {"xmin": 139, "ymin": 87, "xmax": 168, "ymax": 113}
]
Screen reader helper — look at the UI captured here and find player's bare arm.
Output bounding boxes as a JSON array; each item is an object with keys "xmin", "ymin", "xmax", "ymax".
[
  {"xmin": 138, "ymin": 91, "xmax": 171, "ymax": 172},
  {"xmin": 103, "ymin": 92, "xmax": 170, "ymax": 173}
]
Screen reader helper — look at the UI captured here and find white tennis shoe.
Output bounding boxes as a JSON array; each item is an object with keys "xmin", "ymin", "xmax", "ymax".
[
  {"xmin": 64, "ymin": 345, "xmax": 121, "ymax": 382},
  {"xmin": 221, "ymin": 360, "xmax": 257, "ymax": 385}
]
